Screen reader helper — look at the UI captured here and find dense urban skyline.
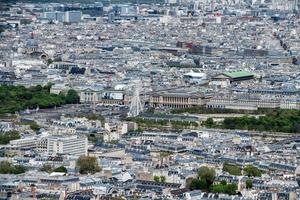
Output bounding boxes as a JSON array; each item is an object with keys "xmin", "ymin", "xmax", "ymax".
[{"xmin": 0, "ymin": 0, "xmax": 300, "ymax": 199}]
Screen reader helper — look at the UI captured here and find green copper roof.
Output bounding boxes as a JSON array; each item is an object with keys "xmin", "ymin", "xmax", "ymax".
[{"xmin": 223, "ymin": 71, "xmax": 254, "ymax": 79}]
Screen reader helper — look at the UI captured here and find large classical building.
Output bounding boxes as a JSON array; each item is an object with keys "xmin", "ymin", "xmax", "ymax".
[
  {"xmin": 79, "ymin": 87, "xmax": 129, "ymax": 106},
  {"xmin": 221, "ymin": 70, "xmax": 254, "ymax": 83},
  {"xmin": 206, "ymin": 94, "xmax": 300, "ymax": 110},
  {"xmin": 148, "ymin": 88, "xmax": 212, "ymax": 109},
  {"xmin": 210, "ymin": 70, "xmax": 254, "ymax": 88}
]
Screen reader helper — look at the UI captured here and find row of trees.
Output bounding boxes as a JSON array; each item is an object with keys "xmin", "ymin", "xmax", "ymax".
[
  {"xmin": 153, "ymin": 175, "xmax": 166, "ymax": 183},
  {"xmin": 40, "ymin": 156, "xmax": 101, "ymax": 174},
  {"xmin": 211, "ymin": 181, "xmax": 238, "ymax": 195},
  {"xmin": 0, "ymin": 84, "xmax": 80, "ymax": 114},
  {"xmin": 40, "ymin": 164, "xmax": 68, "ymax": 173},
  {"xmin": 244, "ymin": 165, "xmax": 262, "ymax": 177},
  {"xmin": 223, "ymin": 162, "xmax": 262, "ymax": 177},
  {"xmin": 0, "ymin": 161, "xmax": 26, "ymax": 174},
  {"xmin": 188, "ymin": 165, "xmax": 260, "ymax": 195},
  {"xmin": 221, "ymin": 114, "xmax": 300, "ymax": 133},
  {"xmin": 0, "ymin": 130, "xmax": 20, "ymax": 145},
  {"xmin": 171, "ymin": 106, "xmax": 264, "ymax": 115},
  {"xmin": 187, "ymin": 166, "xmax": 238, "ymax": 195},
  {"xmin": 223, "ymin": 162, "xmax": 242, "ymax": 176},
  {"xmin": 19, "ymin": 121, "xmax": 41, "ymax": 131},
  {"xmin": 0, "ymin": 156, "xmax": 100, "ymax": 175},
  {"xmin": 127, "ymin": 117, "xmax": 198, "ymax": 129},
  {"xmin": 202, "ymin": 109, "xmax": 300, "ymax": 133}
]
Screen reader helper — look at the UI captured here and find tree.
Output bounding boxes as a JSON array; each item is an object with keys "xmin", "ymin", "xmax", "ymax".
[
  {"xmin": 202, "ymin": 118, "xmax": 214, "ymax": 128},
  {"xmin": 0, "ymin": 161, "xmax": 12, "ymax": 174},
  {"xmin": 0, "ymin": 85, "xmax": 74, "ymax": 114},
  {"xmin": 53, "ymin": 166, "xmax": 67, "ymax": 173},
  {"xmin": 0, "ymin": 130, "xmax": 20, "ymax": 145},
  {"xmin": 0, "ymin": 161, "xmax": 25, "ymax": 174},
  {"xmin": 244, "ymin": 165, "xmax": 262, "ymax": 177},
  {"xmin": 220, "ymin": 180, "xmax": 227, "ymax": 185},
  {"xmin": 189, "ymin": 178, "xmax": 207, "ymax": 190},
  {"xmin": 76, "ymin": 156, "xmax": 100, "ymax": 174},
  {"xmin": 246, "ymin": 179, "xmax": 253, "ymax": 189},
  {"xmin": 224, "ymin": 183, "xmax": 237, "ymax": 195},
  {"xmin": 219, "ymin": 109, "xmax": 300, "ymax": 133},
  {"xmin": 154, "ymin": 175, "xmax": 160, "ymax": 183},
  {"xmin": 40, "ymin": 164, "xmax": 53, "ymax": 173},
  {"xmin": 43, "ymin": 82, "xmax": 54, "ymax": 92},
  {"xmin": 223, "ymin": 162, "xmax": 242, "ymax": 176},
  {"xmin": 198, "ymin": 166, "xmax": 216, "ymax": 187},
  {"xmin": 211, "ymin": 182, "xmax": 237, "ymax": 195},
  {"xmin": 13, "ymin": 165, "xmax": 26, "ymax": 174},
  {"xmin": 185, "ymin": 177, "xmax": 194, "ymax": 188},
  {"xmin": 65, "ymin": 89, "xmax": 80, "ymax": 104},
  {"xmin": 160, "ymin": 176, "xmax": 166, "ymax": 183},
  {"xmin": 29, "ymin": 121, "xmax": 40, "ymax": 131},
  {"xmin": 47, "ymin": 58, "xmax": 53, "ymax": 66},
  {"xmin": 211, "ymin": 183, "xmax": 225, "ymax": 193}
]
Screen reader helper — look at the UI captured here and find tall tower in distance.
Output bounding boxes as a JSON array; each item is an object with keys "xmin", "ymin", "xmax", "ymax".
[{"xmin": 128, "ymin": 80, "xmax": 144, "ymax": 117}]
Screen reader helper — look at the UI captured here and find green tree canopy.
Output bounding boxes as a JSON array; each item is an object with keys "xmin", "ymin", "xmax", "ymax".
[
  {"xmin": 244, "ymin": 165, "xmax": 262, "ymax": 177},
  {"xmin": 160, "ymin": 176, "xmax": 166, "ymax": 183},
  {"xmin": 246, "ymin": 179, "xmax": 253, "ymax": 189},
  {"xmin": 224, "ymin": 183, "xmax": 237, "ymax": 195},
  {"xmin": 154, "ymin": 175, "xmax": 160, "ymax": 182},
  {"xmin": 202, "ymin": 117, "xmax": 214, "ymax": 128},
  {"xmin": 189, "ymin": 178, "xmax": 207, "ymax": 190},
  {"xmin": 177, "ymin": 107, "xmax": 300, "ymax": 133},
  {"xmin": 53, "ymin": 166, "xmax": 67, "ymax": 173},
  {"xmin": 221, "ymin": 109, "xmax": 300, "ymax": 133},
  {"xmin": 153, "ymin": 175, "xmax": 166, "ymax": 183},
  {"xmin": 76, "ymin": 156, "xmax": 100, "ymax": 174},
  {"xmin": 0, "ymin": 161, "xmax": 26, "ymax": 174},
  {"xmin": 0, "ymin": 85, "xmax": 80, "ymax": 114},
  {"xmin": 0, "ymin": 130, "xmax": 20, "ymax": 145},
  {"xmin": 65, "ymin": 89, "xmax": 80, "ymax": 104},
  {"xmin": 198, "ymin": 166, "xmax": 216, "ymax": 187},
  {"xmin": 223, "ymin": 162, "xmax": 242, "ymax": 176},
  {"xmin": 40, "ymin": 164, "xmax": 53, "ymax": 173},
  {"xmin": 211, "ymin": 182, "xmax": 237, "ymax": 195}
]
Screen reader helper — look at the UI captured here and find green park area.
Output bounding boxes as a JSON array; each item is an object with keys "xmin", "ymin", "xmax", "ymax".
[
  {"xmin": 170, "ymin": 106, "xmax": 300, "ymax": 133},
  {"xmin": 202, "ymin": 109, "xmax": 300, "ymax": 133},
  {"xmin": 0, "ymin": 84, "xmax": 79, "ymax": 114},
  {"xmin": 126, "ymin": 116, "xmax": 199, "ymax": 129}
]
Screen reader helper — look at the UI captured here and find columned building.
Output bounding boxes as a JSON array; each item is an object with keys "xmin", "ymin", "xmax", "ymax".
[
  {"xmin": 149, "ymin": 89, "xmax": 211, "ymax": 109},
  {"xmin": 79, "ymin": 88, "xmax": 128, "ymax": 106},
  {"xmin": 206, "ymin": 94, "xmax": 300, "ymax": 110}
]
